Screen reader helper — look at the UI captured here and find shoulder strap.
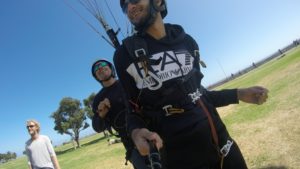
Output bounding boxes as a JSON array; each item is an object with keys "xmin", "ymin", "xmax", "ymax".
[
  {"xmin": 184, "ymin": 34, "xmax": 207, "ymax": 68},
  {"xmin": 122, "ymin": 35, "xmax": 162, "ymax": 78},
  {"xmin": 184, "ymin": 34, "xmax": 199, "ymax": 58},
  {"xmin": 123, "ymin": 35, "xmax": 149, "ymax": 62},
  {"xmin": 123, "ymin": 35, "xmax": 150, "ymax": 76}
]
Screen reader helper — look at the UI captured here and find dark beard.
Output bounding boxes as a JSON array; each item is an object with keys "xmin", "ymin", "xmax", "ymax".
[
  {"xmin": 133, "ymin": 5, "xmax": 156, "ymax": 32},
  {"xmin": 101, "ymin": 75, "xmax": 112, "ymax": 82}
]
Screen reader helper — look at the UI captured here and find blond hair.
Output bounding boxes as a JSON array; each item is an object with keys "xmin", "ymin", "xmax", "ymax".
[{"xmin": 26, "ymin": 119, "xmax": 40, "ymax": 133}]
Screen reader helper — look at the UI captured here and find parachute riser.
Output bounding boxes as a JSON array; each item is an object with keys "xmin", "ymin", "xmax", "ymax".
[{"xmin": 96, "ymin": 15, "xmax": 120, "ymax": 48}]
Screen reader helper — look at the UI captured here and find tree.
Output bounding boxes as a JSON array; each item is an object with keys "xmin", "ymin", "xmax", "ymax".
[
  {"xmin": 0, "ymin": 151, "xmax": 17, "ymax": 163},
  {"xmin": 83, "ymin": 93, "xmax": 96, "ymax": 119},
  {"xmin": 51, "ymin": 97, "xmax": 89, "ymax": 149},
  {"xmin": 11, "ymin": 152, "xmax": 16, "ymax": 160},
  {"xmin": 0, "ymin": 153, "xmax": 4, "ymax": 163}
]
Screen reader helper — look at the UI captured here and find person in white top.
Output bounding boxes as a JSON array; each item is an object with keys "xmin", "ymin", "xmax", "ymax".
[{"xmin": 25, "ymin": 119, "xmax": 61, "ymax": 169}]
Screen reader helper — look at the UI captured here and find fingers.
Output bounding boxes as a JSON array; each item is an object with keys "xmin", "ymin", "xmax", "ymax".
[
  {"xmin": 253, "ymin": 86, "xmax": 269, "ymax": 105},
  {"xmin": 253, "ymin": 86, "xmax": 269, "ymax": 93},
  {"xmin": 136, "ymin": 138, "xmax": 150, "ymax": 156},
  {"xmin": 256, "ymin": 91, "xmax": 268, "ymax": 105},
  {"xmin": 132, "ymin": 128, "xmax": 163, "ymax": 156},
  {"xmin": 148, "ymin": 132, "xmax": 163, "ymax": 150},
  {"xmin": 98, "ymin": 98, "xmax": 110, "ymax": 111},
  {"xmin": 103, "ymin": 98, "xmax": 111, "ymax": 108},
  {"xmin": 97, "ymin": 98, "xmax": 110, "ymax": 118},
  {"xmin": 132, "ymin": 129, "xmax": 150, "ymax": 155}
]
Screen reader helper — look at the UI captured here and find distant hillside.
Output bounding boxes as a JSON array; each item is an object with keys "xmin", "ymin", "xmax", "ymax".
[{"xmin": 208, "ymin": 40, "xmax": 300, "ymax": 89}]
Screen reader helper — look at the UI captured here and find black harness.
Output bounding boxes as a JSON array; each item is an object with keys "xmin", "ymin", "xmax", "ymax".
[
  {"xmin": 122, "ymin": 34, "xmax": 232, "ymax": 169},
  {"xmin": 122, "ymin": 34, "xmax": 202, "ymax": 112}
]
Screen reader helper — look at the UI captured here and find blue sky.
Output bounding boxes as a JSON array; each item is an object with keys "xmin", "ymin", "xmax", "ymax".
[{"xmin": 1, "ymin": 0, "xmax": 300, "ymax": 156}]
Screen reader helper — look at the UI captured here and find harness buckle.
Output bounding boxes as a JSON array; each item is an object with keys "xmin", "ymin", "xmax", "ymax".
[
  {"xmin": 134, "ymin": 48, "xmax": 146, "ymax": 58},
  {"xmin": 220, "ymin": 140, "xmax": 233, "ymax": 157},
  {"xmin": 162, "ymin": 105, "xmax": 173, "ymax": 116},
  {"xmin": 162, "ymin": 105, "xmax": 185, "ymax": 116},
  {"xmin": 194, "ymin": 50, "xmax": 200, "ymax": 57}
]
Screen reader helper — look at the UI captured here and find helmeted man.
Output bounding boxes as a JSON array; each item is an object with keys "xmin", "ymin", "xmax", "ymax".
[
  {"xmin": 114, "ymin": 0, "xmax": 268, "ymax": 168},
  {"xmin": 91, "ymin": 59, "xmax": 151, "ymax": 169}
]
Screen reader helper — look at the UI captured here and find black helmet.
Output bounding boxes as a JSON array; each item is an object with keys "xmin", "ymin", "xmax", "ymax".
[
  {"xmin": 120, "ymin": 0, "xmax": 167, "ymax": 18},
  {"xmin": 91, "ymin": 59, "xmax": 116, "ymax": 83},
  {"xmin": 120, "ymin": 0, "xmax": 168, "ymax": 31}
]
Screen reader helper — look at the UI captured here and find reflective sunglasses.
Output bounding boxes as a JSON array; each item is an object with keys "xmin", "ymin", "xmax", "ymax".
[
  {"xmin": 26, "ymin": 125, "xmax": 35, "ymax": 129},
  {"xmin": 93, "ymin": 62, "xmax": 108, "ymax": 73},
  {"xmin": 122, "ymin": 0, "xmax": 141, "ymax": 13}
]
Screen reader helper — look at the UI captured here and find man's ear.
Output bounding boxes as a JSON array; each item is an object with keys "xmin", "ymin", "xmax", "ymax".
[
  {"xmin": 154, "ymin": 0, "xmax": 164, "ymax": 11},
  {"xmin": 155, "ymin": 0, "xmax": 162, "ymax": 5}
]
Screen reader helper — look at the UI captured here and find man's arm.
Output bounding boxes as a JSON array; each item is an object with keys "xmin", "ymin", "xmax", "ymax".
[
  {"xmin": 27, "ymin": 161, "xmax": 32, "ymax": 169},
  {"xmin": 92, "ymin": 115, "xmax": 106, "ymax": 133},
  {"xmin": 202, "ymin": 87, "xmax": 239, "ymax": 107},
  {"xmin": 203, "ymin": 86, "xmax": 268, "ymax": 107},
  {"xmin": 237, "ymin": 86, "xmax": 268, "ymax": 105},
  {"xmin": 51, "ymin": 155, "xmax": 61, "ymax": 169},
  {"xmin": 92, "ymin": 96, "xmax": 109, "ymax": 133},
  {"xmin": 44, "ymin": 136, "xmax": 61, "ymax": 169},
  {"xmin": 27, "ymin": 163, "xmax": 32, "ymax": 169},
  {"xmin": 25, "ymin": 145, "xmax": 32, "ymax": 169}
]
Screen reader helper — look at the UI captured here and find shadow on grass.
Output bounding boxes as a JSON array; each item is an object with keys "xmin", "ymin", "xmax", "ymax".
[
  {"xmin": 56, "ymin": 135, "xmax": 107, "ymax": 155},
  {"xmin": 258, "ymin": 166, "xmax": 288, "ymax": 169},
  {"xmin": 81, "ymin": 135, "xmax": 107, "ymax": 147}
]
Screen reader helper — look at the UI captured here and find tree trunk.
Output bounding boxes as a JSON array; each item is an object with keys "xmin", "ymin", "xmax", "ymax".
[
  {"xmin": 72, "ymin": 139, "xmax": 77, "ymax": 150},
  {"xmin": 74, "ymin": 130, "xmax": 80, "ymax": 148},
  {"xmin": 75, "ymin": 136, "xmax": 80, "ymax": 148}
]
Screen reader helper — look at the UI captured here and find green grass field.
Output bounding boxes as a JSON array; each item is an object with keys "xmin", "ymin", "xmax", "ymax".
[
  {"xmin": 216, "ymin": 47, "xmax": 300, "ymax": 168},
  {"xmin": 1, "ymin": 47, "xmax": 299, "ymax": 169}
]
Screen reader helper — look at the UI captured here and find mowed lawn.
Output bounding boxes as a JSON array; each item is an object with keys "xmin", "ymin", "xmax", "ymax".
[{"xmin": 1, "ymin": 47, "xmax": 299, "ymax": 169}]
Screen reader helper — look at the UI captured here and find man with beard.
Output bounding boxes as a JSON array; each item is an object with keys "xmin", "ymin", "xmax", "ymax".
[
  {"xmin": 91, "ymin": 59, "xmax": 151, "ymax": 169},
  {"xmin": 25, "ymin": 119, "xmax": 61, "ymax": 169},
  {"xmin": 113, "ymin": 0, "xmax": 269, "ymax": 169}
]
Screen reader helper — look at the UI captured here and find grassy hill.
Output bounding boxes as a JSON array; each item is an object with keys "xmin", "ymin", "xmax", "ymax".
[
  {"xmin": 1, "ymin": 47, "xmax": 299, "ymax": 169},
  {"xmin": 216, "ymin": 46, "xmax": 300, "ymax": 168}
]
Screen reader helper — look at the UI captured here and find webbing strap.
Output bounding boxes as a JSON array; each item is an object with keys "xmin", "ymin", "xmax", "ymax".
[
  {"xmin": 196, "ymin": 99, "xmax": 219, "ymax": 146},
  {"xmin": 123, "ymin": 35, "xmax": 161, "ymax": 77},
  {"xmin": 196, "ymin": 98, "xmax": 224, "ymax": 169},
  {"xmin": 123, "ymin": 36, "xmax": 149, "ymax": 61}
]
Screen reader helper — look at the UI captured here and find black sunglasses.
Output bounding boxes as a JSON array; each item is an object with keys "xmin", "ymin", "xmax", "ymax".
[
  {"xmin": 26, "ymin": 125, "xmax": 35, "ymax": 129},
  {"xmin": 122, "ymin": 0, "xmax": 141, "ymax": 13}
]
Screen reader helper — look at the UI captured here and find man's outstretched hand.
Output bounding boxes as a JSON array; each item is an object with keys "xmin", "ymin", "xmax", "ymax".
[{"xmin": 237, "ymin": 86, "xmax": 269, "ymax": 105}]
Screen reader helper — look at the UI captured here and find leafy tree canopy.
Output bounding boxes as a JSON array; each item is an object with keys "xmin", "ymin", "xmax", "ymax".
[{"xmin": 51, "ymin": 97, "xmax": 89, "ymax": 148}]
